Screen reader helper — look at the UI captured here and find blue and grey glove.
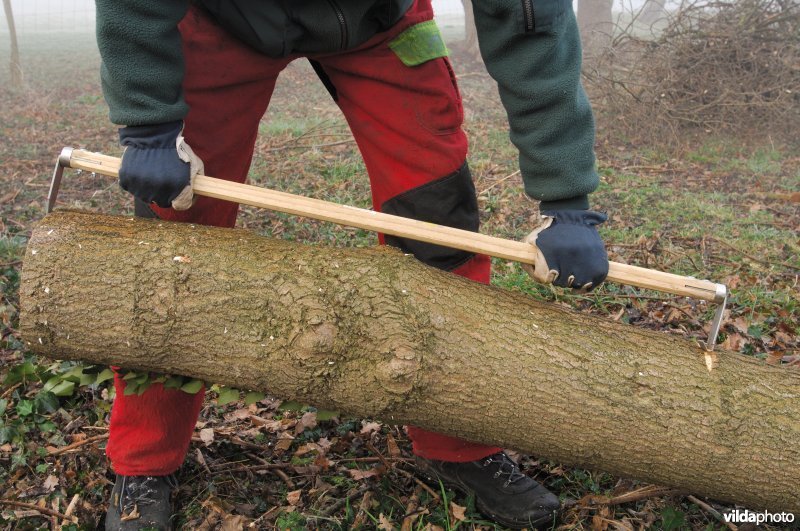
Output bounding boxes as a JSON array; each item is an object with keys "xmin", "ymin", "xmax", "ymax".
[
  {"xmin": 118, "ymin": 120, "xmax": 203, "ymax": 210},
  {"xmin": 523, "ymin": 209, "xmax": 609, "ymax": 291}
]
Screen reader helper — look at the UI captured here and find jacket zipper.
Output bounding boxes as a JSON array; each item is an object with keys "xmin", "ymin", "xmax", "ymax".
[
  {"xmin": 521, "ymin": 0, "xmax": 535, "ymax": 32},
  {"xmin": 327, "ymin": 0, "xmax": 349, "ymax": 50}
]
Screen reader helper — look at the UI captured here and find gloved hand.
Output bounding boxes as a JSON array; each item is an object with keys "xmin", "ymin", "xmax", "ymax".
[
  {"xmin": 118, "ymin": 120, "xmax": 204, "ymax": 210},
  {"xmin": 523, "ymin": 209, "xmax": 609, "ymax": 291}
]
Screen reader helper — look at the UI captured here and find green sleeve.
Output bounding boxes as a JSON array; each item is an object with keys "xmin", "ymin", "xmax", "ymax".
[
  {"xmin": 471, "ymin": 0, "xmax": 598, "ymax": 210},
  {"xmin": 96, "ymin": 0, "xmax": 190, "ymax": 126}
]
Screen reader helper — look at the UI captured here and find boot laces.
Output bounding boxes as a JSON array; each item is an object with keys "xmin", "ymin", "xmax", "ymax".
[
  {"xmin": 117, "ymin": 474, "xmax": 176, "ymax": 513},
  {"xmin": 481, "ymin": 452, "xmax": 527, "ymax": 487}
]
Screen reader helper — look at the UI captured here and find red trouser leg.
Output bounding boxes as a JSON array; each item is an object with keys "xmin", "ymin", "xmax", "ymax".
[
  {"xmin": 313, "ymin": 0, "xmax": 499, "ymax": 462},
  {"xmin": 106, "ymin": 7, "xmax": 290, "ymax": 476}
]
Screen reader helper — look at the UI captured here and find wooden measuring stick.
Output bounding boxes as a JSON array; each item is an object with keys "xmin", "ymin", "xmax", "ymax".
[{"xmin": 63, "ymin": 149, "xmax": 725, "ymax": 303}]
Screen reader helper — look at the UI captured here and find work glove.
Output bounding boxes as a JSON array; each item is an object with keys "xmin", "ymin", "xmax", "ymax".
[
  {"xmin": 523, "ymin": 209, "xmax": 609, "ymax": 291},
  {"xmin": 118, "ymin": 120, "xmax": 204, "ymax": 210}
]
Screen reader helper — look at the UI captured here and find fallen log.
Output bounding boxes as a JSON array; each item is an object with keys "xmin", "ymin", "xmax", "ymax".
[{"xmin": 20, "ymin": 210, "xmax": 800, "ymax": 514}]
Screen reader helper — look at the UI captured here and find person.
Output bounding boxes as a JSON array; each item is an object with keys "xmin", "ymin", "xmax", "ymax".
[{"xmin": 94, "ymin": 0, "xmax": 608, "ymax": 529}]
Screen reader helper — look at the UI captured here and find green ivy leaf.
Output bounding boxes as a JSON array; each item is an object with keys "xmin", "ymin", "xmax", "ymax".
[
  {"xmin": 34, "ymin": 391, "xmax": 59, "ymax": 414},
  {"xmin": 95, "ymin": 368, "xmax": 115, "ymax": 385},
  {"xmin": 37, "ymin": 420, "xmax": 57, "ymax": 433},
  {"xmin": 164, "ymin": 376, "xmax": 184, "ymax": 390},
  {"xmin": 62, "ymin": 366, "xmax": 85, "ymax": 382},
  {"xmin": 0, "ymin": 426, "xmax": 15, "ymax": 444},
  {"xmin": 216, "ymin": 387, "xmax": 239, "ymax": 405},
  {"xmin": 180, "ymin": 379, "xmax": 204, "ymax": 394},
  {"xmin": 661, "ymin": 507, "xmax": 686, "ymax": 531},
  {"xmin": 50, "ymin": 380, "xmax": 76, "ymax": 397},
  {"xmin": 122, "ymin": 371, "xmax": 140, "ymax": 381},
  {"xmin": 123, "ymin": 382, "xmax": 141, "ymax": 396},
  {"xmin": 0, "ymin": 398, "xmax": 7, "ymax": 416},
  {"xmin": 3, "ymin": 361, "xmax": 37, "ymax": 386},
  {"xmin": 16, "ymin": 400, "xmax": 35, "ymax": 417},
  {"xmin": 244, "ymin": 391, "xmax": 265, "ymax": 405},
  {"xmin": 35, "ymin": 463, "xmax": 49, "ymax": 473}
]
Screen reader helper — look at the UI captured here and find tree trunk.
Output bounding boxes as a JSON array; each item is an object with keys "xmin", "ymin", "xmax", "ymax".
[
  {"xmin": 460, "ymin": 0, "xmax": 481, "ymax": 62},
  {"xmin": 578, "ymin": 0, "xmax": 614, "ymax": 59},
  {"xmin": 2, "ymin": 0, "xmax": 22, "ymax": 90},
  {"xmin": 20, "ymin": 211, "xmax": 800, "ymax": 514},
  {"xmin": 638, "ymin": 0, "xmax": 666, "ymax": 26}
]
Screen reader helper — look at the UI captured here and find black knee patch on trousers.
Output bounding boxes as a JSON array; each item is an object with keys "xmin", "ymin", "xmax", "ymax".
[
  {"xmin": 381, "ymin": 162, "xmax": 479, "ymax": 271},
  {"xmin": 134, "ymin": 198, "xmax": 159, "ymax": 219}
]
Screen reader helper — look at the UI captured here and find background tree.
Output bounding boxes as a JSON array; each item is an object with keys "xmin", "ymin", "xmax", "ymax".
[
  {"xmin": 2, "ymin": 0, "xmax": 22, "ymax": 89},
  {"xmin": 578, "ymin": 0, "xmax": 614, "ymax": 58}
]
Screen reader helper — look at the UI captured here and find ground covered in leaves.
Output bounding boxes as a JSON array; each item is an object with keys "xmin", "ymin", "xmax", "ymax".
[{"xmin": 1, "ymin": 34, "xmax": 798, "ymax": 531}]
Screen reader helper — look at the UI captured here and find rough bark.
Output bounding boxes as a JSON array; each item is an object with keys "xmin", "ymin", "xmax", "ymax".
[{"xmin": 20, "ymin": 211, "xmax": 800, "ymax": 514}]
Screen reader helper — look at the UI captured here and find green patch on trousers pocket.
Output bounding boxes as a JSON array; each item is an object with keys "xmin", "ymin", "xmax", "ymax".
[{"xmin": 388, "ymin": 20, "xmax": 449, "ymax": 66}]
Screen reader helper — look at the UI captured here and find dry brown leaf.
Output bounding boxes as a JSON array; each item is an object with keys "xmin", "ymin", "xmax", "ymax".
[
  {"xmin": 224, "ymin": 408, "xmax": 251, "ymax": 422},
  {"xmin": 273, "ymin": 434, "xmax": 294, "ymax": 456},
  {"xmin": 360, "ymin": 421, "xmax": 381, "ymax": 435},
  {"xmin": 316, "ymin": 437, "xmax": 332, "ymax": 452},
  {"xmin": 731, "ymin": 317, "xmax": 750, "ymax": 334},
  {"xmin": 286, "ymin": 489, "xmax": 302, "ymax": 506},
  {"xmin": 378, "ymin": 513, "xmax": 394, "ymax": 530},
  {"xmin": 295, "ymin": 411, "xmax": 317, "ymax": 435},
  {"xmin": 386, "ymin": 433, "xmax": 401, "ymax": 458},
  {"xmin": 348, "ymin": 467, "xmax": 380, "ymax": 480},
  {"xmin": 766, "ymin": 351, "xmax": 784, "ymax": 365},
  {"xmin": 43, "ymin": 474, "xmax": 59, "ymax": 492},
  {"xmin": 220, "ymin": 514, "xmax": 247, "ymax": 531},
  {"xmin": 450, "ymin": 501, "xmax": 467, "ymax": 522},
  {"xmin": 592, "ymin": 514, "xmax": 609, "ymax": 531},
  {"xmin": 314, "ymin": 454, "xmax": 333, "ymax": 470},
  {"xmin": 722, "ymin": 333, "xmax": 746, "ymax": 351},
  {"xmin": 199, "ymin": 428, "xmax": 215, "ymax": 446},
  {"xmin": 294, "ymin": 442, "xmax": 322, "ymax": 456}
]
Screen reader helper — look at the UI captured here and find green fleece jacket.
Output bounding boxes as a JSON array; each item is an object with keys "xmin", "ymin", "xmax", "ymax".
[{"xmin": 95, "ymin": 0, "xmax": 597, "ymax": 209}]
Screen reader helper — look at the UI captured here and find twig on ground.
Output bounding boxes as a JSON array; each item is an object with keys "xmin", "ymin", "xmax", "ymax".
[
  {"xmin": 709, "ymin": 237, "xmax": 800, "ymax": 272},
  {"xmin": 478, "ymin": 170, "xmax": 520, "ymax": 196},
  {"xmin": 393, "ymin": 466, "xmax": 441, "ymax": 502},
  {"xmin": 580, "ymin": 485, "xmax": 680, "ymax": 506},
  {"xmin": 266, "ymin": 139, "xmax": 355, "ymax": 152},
  {"xmin": 400, "ymin": 488, "xmax": 422, "ymax": 531},
  {"xmin": 46, "ymin": 433, "xmax": 109, "ymax": 457},
  {"xmin": 350, "ymin": 490, "xmax": 374, "ymax": 529},
  {"xmin": 0, "ymin": 383, "xmax": 22, "ymax": 400},
  {"xmin": 687, "ymin": 495, "xmax": 737, "ymax": 531},
  {"xmin": 61, "ymin": 493, "xmax": 80, "ymax": 527},
  {"xmin": 0, "ymin": 499, "xmax": 78, "ymax": 523},
  {"xmin": 317, "ymin": 484, "xmax": 371, "ymax": 518},
  {"xmin": 271, "ymin": 468, "xmax": 295, "ymax": 489}
]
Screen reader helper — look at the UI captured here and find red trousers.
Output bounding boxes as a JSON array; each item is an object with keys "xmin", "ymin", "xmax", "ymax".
[{"xmin": 106, "ymin": 0, "xmax": 500, "ymax": 477}]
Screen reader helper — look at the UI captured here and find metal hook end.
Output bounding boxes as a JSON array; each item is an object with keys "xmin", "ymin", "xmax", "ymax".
[
  {"xmin": 705, "ymin": 284, "xmax": 728, "ymax": 351},
  {"xmin": 47, "ymin": 147, "xmax": 74, "ymax": 214}
]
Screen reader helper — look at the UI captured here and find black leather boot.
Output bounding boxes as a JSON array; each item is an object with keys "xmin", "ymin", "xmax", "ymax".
[
  {"xmin": 105, "ymin": 474, "xmax": 177, "ymax": 530},
  {"xmin": 416, "ymin": 452, "xmax": 560, "ymax": 529}
]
